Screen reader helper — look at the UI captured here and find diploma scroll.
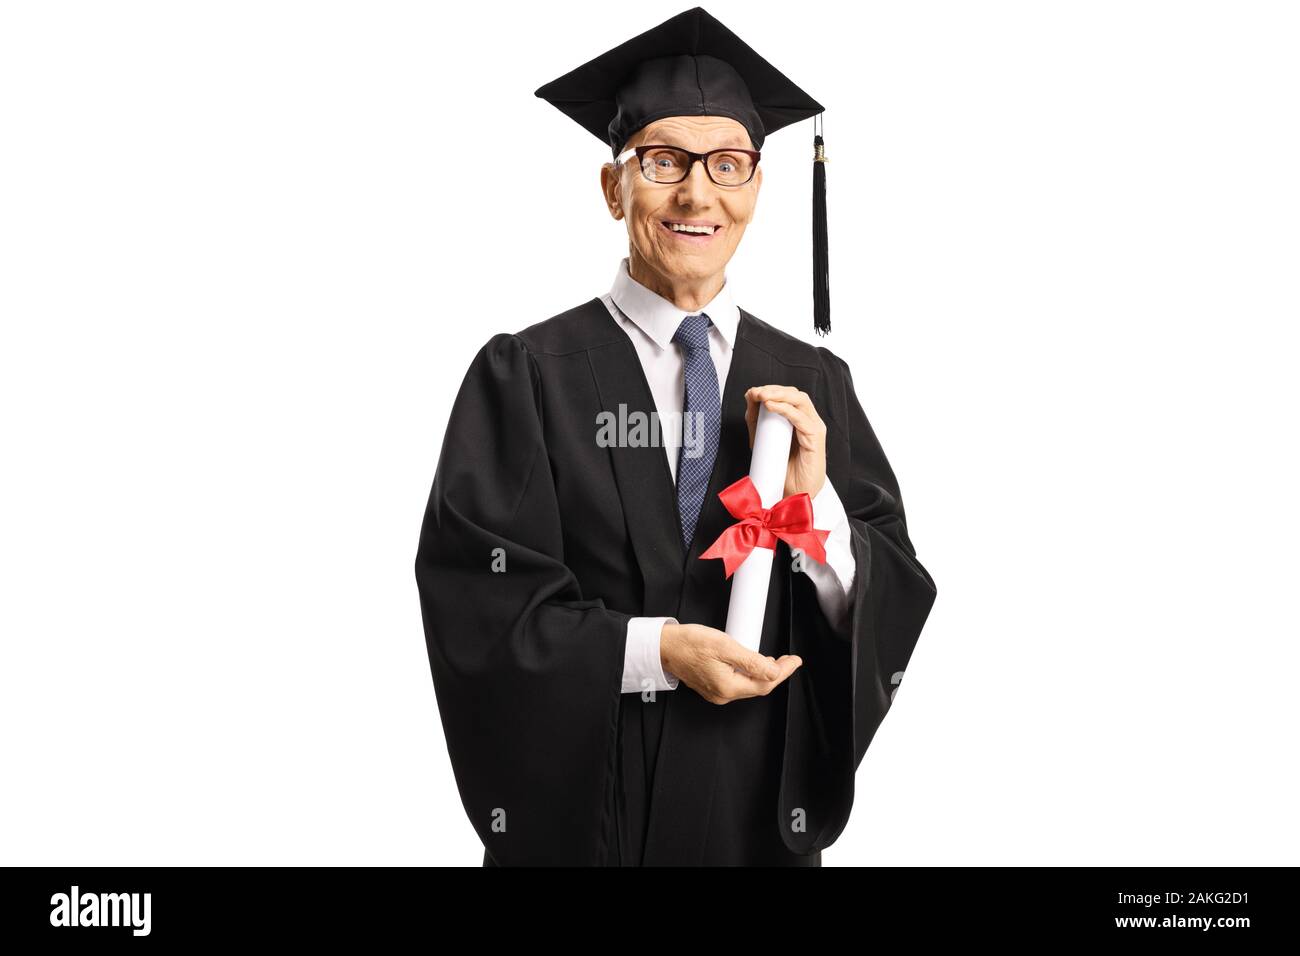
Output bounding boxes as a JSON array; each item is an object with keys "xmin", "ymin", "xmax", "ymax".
[{"xmin": 723, "ymin": 406, "xmax": 793, "ymax": 652}]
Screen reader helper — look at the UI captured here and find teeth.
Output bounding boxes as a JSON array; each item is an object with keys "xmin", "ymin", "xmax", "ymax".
[{"xmin": 667, "ymin": 222, "xmax": 716, "ymax": 234}]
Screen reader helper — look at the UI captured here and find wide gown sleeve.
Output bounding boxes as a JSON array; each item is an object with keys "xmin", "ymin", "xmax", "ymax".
[
  {"xmin": 779, "ymin": 351, "xmax": 938, "ymax": 855},
  {"xmin": 414, "ymin": 332, "xmax": 630, "ymax": 866}
]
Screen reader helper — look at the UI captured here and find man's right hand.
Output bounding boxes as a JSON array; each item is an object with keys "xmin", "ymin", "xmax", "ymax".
[{"xmin": 660, "ymin": 622, "xmax": 802, "ymax": 705}]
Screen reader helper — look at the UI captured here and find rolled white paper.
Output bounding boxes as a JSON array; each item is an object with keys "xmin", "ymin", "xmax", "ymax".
[{"xmin": 724, "ymin": 405, "xmax": 793, "ymax": 652}]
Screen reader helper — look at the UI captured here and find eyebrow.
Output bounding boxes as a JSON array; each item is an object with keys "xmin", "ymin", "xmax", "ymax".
[{"xmin": 643, "ymin": 130, "xmax": 750, "ymax": 150}]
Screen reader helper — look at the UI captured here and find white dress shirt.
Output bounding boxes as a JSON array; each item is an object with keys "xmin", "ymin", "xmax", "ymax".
[{"xmin": 602, "ymin": 257, "xmax": 857, "ymax": 694}]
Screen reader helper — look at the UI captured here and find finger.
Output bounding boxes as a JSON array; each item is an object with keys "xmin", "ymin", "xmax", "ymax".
[
  {"xmin": 719, "ymin": 659, "xmax": 802, "ymax": 701},
  {"xmin": 726, "ymin": 651, "xmax": 781, "ymax": 681},
  {"xmin": 760, "ymin": 656, "xmax": 802, "ymax": 683},
  {"xmin": 747, "ymin": 384, "xmax": 801, "ymax": 407},
  {"xmin": 770, "ymin": 387, "xmax": 813, "ymax": 414},
  {"xmin": 718, "ymin": 671, "xmax": 774, "ymax": 701},
  {"xmin": 785, "ymin": 390, "xmax": 823, "ymax": 428},
  {"xmin": 746, "ymin": 386, "xmax": 800, "ymax": 443},
  {"xmin": 762, "ymin": 399, "xmax": 819, "ymax": 438},
  {"xmin": 751, "ymin": 386, "xmax": 823, "ymax": 427},
  {"xmin": 724, "ymin": 652, "xmax": 798, "ymax": 682},
  {"xmin": 716, "ymin": 639, "xmax": 779, "ymax": 677}
]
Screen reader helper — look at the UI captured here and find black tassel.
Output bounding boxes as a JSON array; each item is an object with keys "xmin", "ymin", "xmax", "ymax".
[{"xmin": 812, "ymin": 119, "xmax": 830, "ymax": 336}]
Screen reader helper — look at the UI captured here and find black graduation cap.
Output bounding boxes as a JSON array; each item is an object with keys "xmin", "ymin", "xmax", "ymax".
[{"xmin": 535, "ymin": 6, "xmax": 832, "ymax": 335}]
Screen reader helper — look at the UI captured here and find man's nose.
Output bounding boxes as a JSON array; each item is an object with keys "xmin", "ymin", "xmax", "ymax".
[{"xmin": 673, "ymin": 160, "xmax": 716, "ymax": 206}]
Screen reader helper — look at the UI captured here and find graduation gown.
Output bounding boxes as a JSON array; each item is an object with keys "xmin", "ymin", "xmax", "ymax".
[{"xmin": 413, "ymin": 296, "xmax": 937, "ymax": 866}]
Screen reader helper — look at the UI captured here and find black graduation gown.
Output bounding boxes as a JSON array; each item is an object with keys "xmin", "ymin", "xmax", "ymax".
[{"xmin": 413, "ymin": 297, "xmax": 937, "ymax": 866}]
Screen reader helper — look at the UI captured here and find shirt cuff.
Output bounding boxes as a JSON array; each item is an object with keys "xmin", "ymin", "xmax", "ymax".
[
  {"xmin": 622, "ymin": 616, "xmax": 680, "ymax": 693},
  {"xmin": 793, "ymin": 478, "xmax": 856, "ymax": 628}
]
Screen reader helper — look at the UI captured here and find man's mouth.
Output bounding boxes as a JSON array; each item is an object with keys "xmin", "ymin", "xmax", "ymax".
[{"xmin": 660, "ymin": 220, "xmax": 723, "ymax": 242}]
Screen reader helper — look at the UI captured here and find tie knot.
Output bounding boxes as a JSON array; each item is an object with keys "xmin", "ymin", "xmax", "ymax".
[{"xmin": 672, "ymin": 313, "xmax": 712, "ymax": 351}]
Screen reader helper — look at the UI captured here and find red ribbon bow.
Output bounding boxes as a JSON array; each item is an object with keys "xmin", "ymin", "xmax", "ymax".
[{"xmin": 698, "ymin": 476, "xmax": 831, "ymax": 578}]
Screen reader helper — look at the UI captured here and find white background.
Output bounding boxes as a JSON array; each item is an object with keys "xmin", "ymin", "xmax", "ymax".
[{"xmin": 2, "ymin": 0, "xmax": 1297, "ymax": 866}]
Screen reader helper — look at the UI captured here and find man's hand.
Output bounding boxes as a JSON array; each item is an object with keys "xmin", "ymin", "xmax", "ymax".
[
  {"xmin": 661, "ymin": 622, "xmax": 802, "ymax": 705},
  {"xmin": 744, "ymin": 385, "xmax": 827, "ymax": 500}
]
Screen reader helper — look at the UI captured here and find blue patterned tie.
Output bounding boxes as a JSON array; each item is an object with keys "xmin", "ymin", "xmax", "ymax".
[{"xmin": 672, "ymin": 313, "xmax": 721, "ymax": 551}]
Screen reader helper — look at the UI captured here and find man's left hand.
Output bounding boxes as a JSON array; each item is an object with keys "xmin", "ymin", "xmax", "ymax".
[{"xmin": 744, "ymin": 385, "xmax": 826, "ymax": 500}]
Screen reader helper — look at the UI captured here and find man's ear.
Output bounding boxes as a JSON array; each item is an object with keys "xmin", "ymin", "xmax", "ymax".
[{"xmin": 599, "ymin": 164, "xmax": 622, "ymax": 220}]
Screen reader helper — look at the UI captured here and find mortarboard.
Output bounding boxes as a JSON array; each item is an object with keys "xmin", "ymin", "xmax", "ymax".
[{"xmin": 534, "ymin": 6, "xmax": 831, "ymax": 336}]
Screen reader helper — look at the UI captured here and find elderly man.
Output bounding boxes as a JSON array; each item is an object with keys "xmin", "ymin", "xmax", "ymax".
[{"xmin": 414, "ymin": 7, "xmax": 936, "ymax": 866}]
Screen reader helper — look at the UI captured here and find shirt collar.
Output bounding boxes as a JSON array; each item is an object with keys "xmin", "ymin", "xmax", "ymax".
[{"xmin": 608, "ymin": 256, "xmax": 739, "ymax": 351}]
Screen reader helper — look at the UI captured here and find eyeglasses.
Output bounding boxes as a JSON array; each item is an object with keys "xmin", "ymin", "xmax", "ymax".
[{"xmin": 614, "ymin": 144, "xmax": 761, "ymax": 187}]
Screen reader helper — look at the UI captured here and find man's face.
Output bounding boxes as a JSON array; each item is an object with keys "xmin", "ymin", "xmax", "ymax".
[{"xmin": 603, "ymin": 115, "xmax": 762, "ymax": 284}]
